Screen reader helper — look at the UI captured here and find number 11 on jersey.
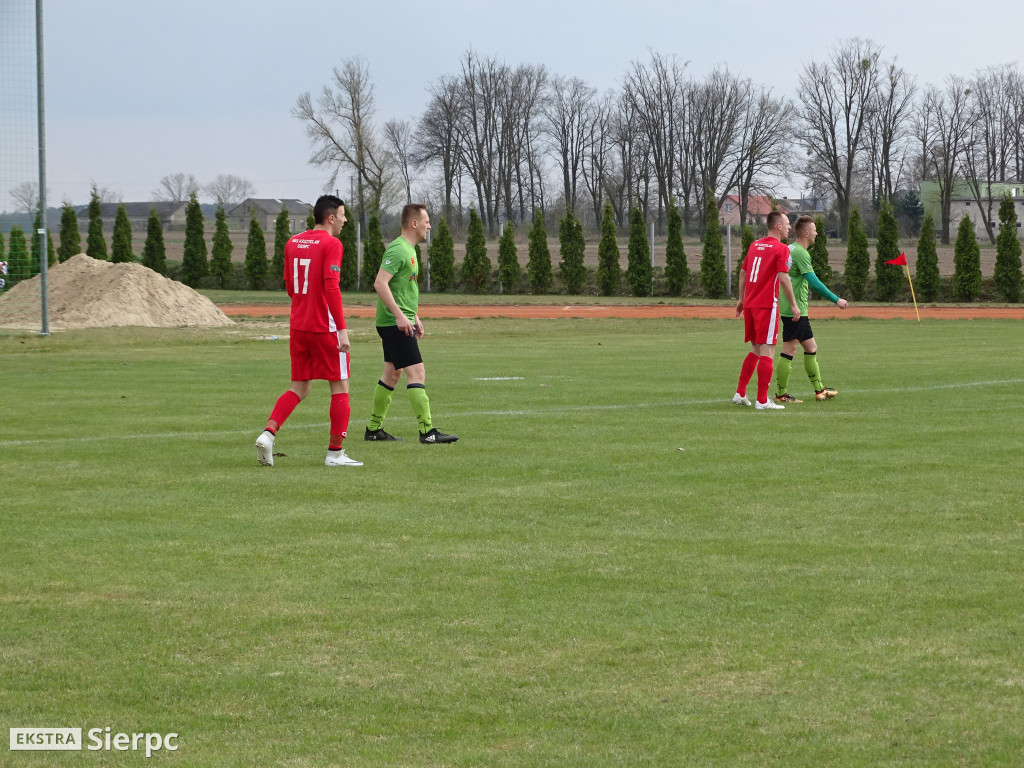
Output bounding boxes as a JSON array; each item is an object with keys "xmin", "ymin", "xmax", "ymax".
[{"xmin": 748, "ymin": 255, "xmax": 762, "ymax": 282}]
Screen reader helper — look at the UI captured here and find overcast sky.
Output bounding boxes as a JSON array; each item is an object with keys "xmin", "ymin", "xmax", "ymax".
[{"xmin": 10, "ymin": 0, "xmax": 1024, "ymax": 209}]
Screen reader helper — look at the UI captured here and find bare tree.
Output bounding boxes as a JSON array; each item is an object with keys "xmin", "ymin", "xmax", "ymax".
[
  {"xmin": 961, "ymin": 133, "xmax": 996, "ymax": 243},
  {"xmin": 544, "ymin": 75, "xmax": 596, "ymax": 213},
  {"xmin": 688, "ymin": 67, "xmax": 747, "ymax": 223},
  {"xmin": 923, "ymin": 77, "xmax": 974, "ymax": 243},
  {"xmin": 580, "ymin": 91, "xmax": 614, "ymax": 227},
  {"xmin": 9, "ymin": 181, "xmax": 39, "ymax": 214},
  {"xmin": 415, "ymin": 75, "xmax": 464, "ymax": 224},
  {"xmin": 502, "ymin": 63, "xmax": 548, "ymax": 224},
  {"xmin": 722, "ymin": 87, "xmax": 793, "ymax": 226},
  {"xmin": 293, "ymin": 56, "xmax": 395, "ymax": 222},
  {"xmin": 672, "ymin": 83, "xmax": 697, "ymax": 228},
  {"xmin": 1010, "ymin": 69, "xmax": 1024, "ymax": 181},
  {"xmin": 796, "ymin": 38, "xmax": 884, "ymax": 236},
  {"xmin": 631, "ymin": 128, "xmax": 656, "ymax": 224},
  {"xmin": 871, "ymin": 60, "xmax": 917, "ymax": 202},
  {"xmin": 449, "ymin": 51, "xmax": 548, "ymax": 235},
  {"xmin": 623, "ymin": 51, "xmax": 686, "ymax": 225},
  {"xmin": 455, "ymin": 50, "xmax": 504, "ymax": 233},
  {"xmin": 912, "ymin": 91, "xmax": 936, "ymax": 186},
  {"xmin": 962, "ymin": 65, "xmax": 1020, "ymax": 243},
  {"xmin": 384, "ymin": 119, "xmax": 414, "ymax": 205},
  {"xmin": 153, "ymin": 173, "xmax": 200, "ymax": 202},
  {"xmin": 203, "ymin": 174, "xmax": 255, "ymax": 207},
  {"xmin": 609, "ymin": 89, "xmax": 644, "ymax": 226}
]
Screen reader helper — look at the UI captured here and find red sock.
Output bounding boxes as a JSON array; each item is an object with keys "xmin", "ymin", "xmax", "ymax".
[
  {"xmin": 737, "ymin": 352, "xmax": 758, "ymax": 396},
  {"xmin": 329, "ymin": 393, "xmax": 350, "ymax": 450},
  {"xmin": 268, "ymin": 390, "xmax": 301, "ymax": 431},
  {"xmin": 756, "ymin": 356, "xmax": 774, "ymax": 404}
]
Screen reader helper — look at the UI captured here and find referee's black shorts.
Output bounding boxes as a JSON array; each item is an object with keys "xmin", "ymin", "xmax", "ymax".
[
  {"xmin": 377, "ymin": 325, "xmax": 423, "ymax": 369},
  {"xmin": 780, "ymin": 315, "xmax": 814, "ymax": 343}
]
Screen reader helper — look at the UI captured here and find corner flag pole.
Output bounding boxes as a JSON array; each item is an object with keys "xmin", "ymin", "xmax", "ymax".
[
  {"xmin": 904, "ymin": 264, "xmax": 920, "ymax": 322},
  {"xmin": 886, "ymin": 252, "xmax": 920, "ymax": 323}
]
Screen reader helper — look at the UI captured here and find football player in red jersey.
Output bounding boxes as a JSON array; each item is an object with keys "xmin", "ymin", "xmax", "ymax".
[
  {"xmin": 732, "ymin": 211, "xmax": 800, "ymax": 411},
  {"xmin": 255, "ymin": 195, "xmax": 362, "ymax": 466}
]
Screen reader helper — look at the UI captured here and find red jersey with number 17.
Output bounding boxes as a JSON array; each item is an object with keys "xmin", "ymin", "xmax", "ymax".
[
  {"xmin": 285, "ymin": 230, "xmax": 345, "ymax": 332},
  {"xmin": 741, "ymin": 237, "xmax": 792, "ymax": 309}
]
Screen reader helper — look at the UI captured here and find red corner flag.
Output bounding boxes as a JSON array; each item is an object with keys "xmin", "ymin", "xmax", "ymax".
[{"xmin": 886, "ymin": 252, "xmax": 908, "ymax": 266}]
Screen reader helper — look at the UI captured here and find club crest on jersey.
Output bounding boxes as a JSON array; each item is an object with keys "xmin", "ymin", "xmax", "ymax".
[{"xmin": 410, "ymin": 257, "xmax": 416, "ymax": 268}]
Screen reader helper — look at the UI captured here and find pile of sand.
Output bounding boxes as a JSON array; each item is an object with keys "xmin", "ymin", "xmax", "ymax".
[{"xmin": 0, "ymin": 254, "xmax": 233, "ymax": 330}]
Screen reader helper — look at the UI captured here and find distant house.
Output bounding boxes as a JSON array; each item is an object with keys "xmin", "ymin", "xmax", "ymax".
[
  {"xmin": 775, "ymin": 197, "xmax": 828, "ymax": 219},
  {"xmin": 921, "ymin": 180, "xmax": 1024, "ymax": 238},
  {"xmin": 228, "ymin": 198, "xmax": 312, "ymax": 233},
  {"xmin": 718, "ymin": 195, "xmax": 788, "ymax": 227},
  {"xmin": 74, "ymin": 201, "xmax": 189, "ymax": 231}
]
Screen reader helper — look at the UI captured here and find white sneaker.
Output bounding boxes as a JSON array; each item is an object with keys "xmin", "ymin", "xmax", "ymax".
[
  {"xmin": 755, "ymin": 399, "xmax": 785, "ymax": 410},
  {"xmin": 732, "ymin": 393, "xmax": 752, "ymax": 406},
  {"xmin": 255, "ymin": 431, "xmax": 275, "ymax": 466},
  {"xmin": 325, "ymin": 449, "xmax": 363, "ymax": 467}
]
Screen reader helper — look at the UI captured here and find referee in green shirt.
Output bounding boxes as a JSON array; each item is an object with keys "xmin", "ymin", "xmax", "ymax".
[{"xmin": 364, "ymin": 204, "xmax": 459, "ymax": 444}]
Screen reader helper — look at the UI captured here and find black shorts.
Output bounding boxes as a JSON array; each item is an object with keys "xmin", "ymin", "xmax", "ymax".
[
  {"xmin": 377, "ymin": 325, "xmax": 423, "ymax": 369},
  {"xmin": 780, "ymin": 315, "xmax": 814, "ymax": 343}
]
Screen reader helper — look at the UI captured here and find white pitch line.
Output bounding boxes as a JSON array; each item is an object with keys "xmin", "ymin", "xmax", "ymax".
[
  {"xmin": 889, "ymin": 379, "xmax": 1024, "ymax": 393},
  {"xmin": 1, "ymin": 378, "xmax": 1021, "ymax": 448}
]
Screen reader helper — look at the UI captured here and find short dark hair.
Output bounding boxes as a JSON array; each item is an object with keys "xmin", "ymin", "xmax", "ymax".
[
  {"xmin": 766, "ymin": 210, "xmax": 785, "ymax": 230},
  {"xmin": 401, "ymin": 203, "xmax": 427, "ymax": 228},
  {"xmin": 313, "ymin": 195, "xmax": 345, "ymax": 225},
  {"xmin": 794, "ymin": 215, "xmax": 815, "ymax": 236}
]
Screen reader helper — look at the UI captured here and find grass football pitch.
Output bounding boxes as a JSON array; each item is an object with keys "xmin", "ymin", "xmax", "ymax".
[{"xmin": 2, "ymin": 316, "xmax": 1022, "ymax": 766}]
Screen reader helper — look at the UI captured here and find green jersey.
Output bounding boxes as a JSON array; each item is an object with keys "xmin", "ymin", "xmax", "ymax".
[
  {"xmin": 374, "ymin": 236, "xmax": 420, "ymax": 326},
  {"xmin": 779, "ymin": 243, "xmax": 812, "ymax": 317}
]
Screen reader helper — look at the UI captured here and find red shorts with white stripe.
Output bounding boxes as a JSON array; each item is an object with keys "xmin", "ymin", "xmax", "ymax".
[
  {"xmin": 744, "ymin": 307, "xmax": 779, "ymax": 345},
  {"xmin": 290, "ymin": 329, "xmax": 350, "ymax": 381}
]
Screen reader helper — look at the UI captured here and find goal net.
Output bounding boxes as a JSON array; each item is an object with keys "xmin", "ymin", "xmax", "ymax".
[{"xmin": 0, "ymin": 0, "xmax": 46, "ymax": 313}]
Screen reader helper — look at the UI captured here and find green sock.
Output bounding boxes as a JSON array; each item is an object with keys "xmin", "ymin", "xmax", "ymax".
[
  {"xmin": 407, "ymin": 384, "xmax": 432, "ymax": 434},
  {"xmin": 367, "ymin": 381, "xmax": 394, "ymax": 431},
  {"xmin": 775, "ymin": 354, "xmax": 793, "ymax": 396},
  {"xmin": 804, "ymin": 352, "xmax": 823, "ymax": 391}
]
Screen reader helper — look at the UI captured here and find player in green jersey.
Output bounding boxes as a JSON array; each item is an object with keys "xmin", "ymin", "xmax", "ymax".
[
  {"xmin": 364, "ymin": 204, "xmax": 459, "ymax": 444},
  {"xmin": 774, "ymin": 215, "xmax": 849, "ymax": 403}
]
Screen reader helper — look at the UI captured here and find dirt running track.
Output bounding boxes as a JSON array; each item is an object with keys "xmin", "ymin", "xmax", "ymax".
[{"xmin": 220, "ymin": 304, "xmax": 1024, "ymax": 320}]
